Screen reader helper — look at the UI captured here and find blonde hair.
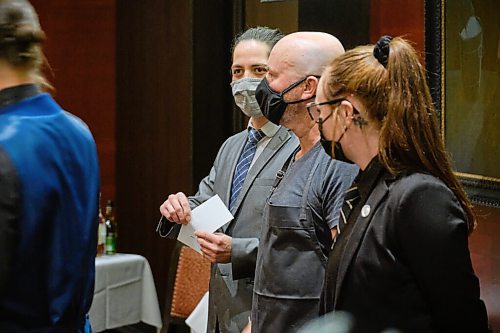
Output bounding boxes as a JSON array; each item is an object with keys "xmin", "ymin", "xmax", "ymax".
[{"xmin": 323, "ymin": 37, "xmax": 475, "ymax": 232}]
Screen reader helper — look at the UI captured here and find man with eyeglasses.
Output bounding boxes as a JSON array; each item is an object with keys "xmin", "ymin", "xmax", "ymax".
[{"xmin": 249, "ymin": 32, "xmax": 358, "ymax": 333}]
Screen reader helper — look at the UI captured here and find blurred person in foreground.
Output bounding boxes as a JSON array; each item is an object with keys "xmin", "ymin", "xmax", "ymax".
[
  {"xmin": 158, "ymin": 27, "xmax": 298, "ymax": 333},
  {"xmin": 0, "ymin": 1, "xmax": 100, "ymax": 332},
  {"xmin": 250, "ymin": 32, "xmax": 358, "ymax": 333},
  {"xmin": 312, "ymin": 35, "xmax": 490, "ymax": 332}
]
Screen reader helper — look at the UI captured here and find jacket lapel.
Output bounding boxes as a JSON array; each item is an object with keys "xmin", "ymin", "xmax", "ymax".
[
  {"xmin": 223, "ymin": 126, "xmax": 291, "ymax": 231},
  {"xmin": 333, "ymin": 175, "xmax": 390, "ymax": 308}
]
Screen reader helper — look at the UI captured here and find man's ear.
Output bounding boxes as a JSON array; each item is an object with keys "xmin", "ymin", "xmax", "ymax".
[{"xmin": 300, "ymin": 76, "xmax": 318, "ymax": 100}]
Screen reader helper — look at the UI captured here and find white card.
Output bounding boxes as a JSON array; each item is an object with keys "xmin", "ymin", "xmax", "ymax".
[{"xmin": 177, "ymin": 195, "xmax": 233, "ymax": 254}]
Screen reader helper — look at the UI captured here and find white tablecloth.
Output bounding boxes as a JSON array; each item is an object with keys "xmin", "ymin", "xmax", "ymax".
[{"xmin": 89, "ymin": 254, "xmax": 163, "ymax": 332}]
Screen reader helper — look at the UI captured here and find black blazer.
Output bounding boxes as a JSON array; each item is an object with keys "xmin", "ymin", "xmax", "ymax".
[{"xmin": 324, "ymin": 170, "xmax": 490, "ymax": 333}]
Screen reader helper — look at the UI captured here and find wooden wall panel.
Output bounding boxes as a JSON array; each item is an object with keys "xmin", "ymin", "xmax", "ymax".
[
  {"xmin": 370, "ymin": 0, "xmax": 425, "ymax": 53},
  {"xmin": 246, "ymin": 0, "xmax": 299, "ymax": 35},
  {"xmin": 30, "ymin": 0, "xmax": 116, "ymax": 204},
  {"xmin": 297, "ymin": 0, "xmax": 424, "ymax": 60},
  {"xmin": 192, "ymin": 1, "xmax": 235, "ymax": 186},
  {"xmin": 115, "ymin": 0, "xmax": 240, "ymax": 313},
  {"xmin": 299, "ymin": 0, "xmax": 370, "ymax": 50},
  {"xmin": 470, "ymin": 206, "xmax": 500, "ymax": 331},
  {"xmin": 116, "ymin": 0, "xmax": 193, "ymax": 314}
]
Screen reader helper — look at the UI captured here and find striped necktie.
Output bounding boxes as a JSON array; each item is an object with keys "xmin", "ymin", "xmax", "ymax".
[{"xmin": 229, "ymin": 128, "xmax": 265, "ymax": 211}]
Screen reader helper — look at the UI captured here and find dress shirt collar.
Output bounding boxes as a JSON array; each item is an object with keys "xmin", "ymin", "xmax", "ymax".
[
  {"xmin": 248, "ymin": 118, "xmax": 280, "ymax": 138},
  {"xmin": 0, "ymin": 84, "xmax": 41, "ymax": 109}
]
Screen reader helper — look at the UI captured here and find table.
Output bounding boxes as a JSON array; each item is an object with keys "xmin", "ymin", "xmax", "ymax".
[{"xmin": 89, "ymin": 254, "xmax": 163, "ymax": 332}]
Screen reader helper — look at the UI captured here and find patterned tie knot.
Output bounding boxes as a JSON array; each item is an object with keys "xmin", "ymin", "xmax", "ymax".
[
  {"xmin": 228, "ymin": 128, "xmax": 265, "ymax": 211},
  {"xmin": 344, "ymin": 185, "xmax": 360, "ymax": 206},
  {"xmin": 248, "ymin": 128, "xmax": 265, "ymax": 144},
  {"xmin": 338, "ymin": 184, "xmax": 360, "ymax": 233}
]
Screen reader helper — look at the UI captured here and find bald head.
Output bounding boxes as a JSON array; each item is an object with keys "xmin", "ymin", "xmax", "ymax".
[
  {"xmin": 269, "ymin": 32, "xmax": 344, "ymax": 79},
  {"xmin": 260, "ymin": 32, "xmax": 344, "ymax": 137}
]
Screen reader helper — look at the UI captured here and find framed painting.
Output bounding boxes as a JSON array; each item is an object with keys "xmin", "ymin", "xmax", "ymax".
[{"xmin": 425, "ymin": 0, "xmax": 500, "ymax": 207}]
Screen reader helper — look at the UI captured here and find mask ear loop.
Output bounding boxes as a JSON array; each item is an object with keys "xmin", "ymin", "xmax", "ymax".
[
  {"xmin": 331, "ymin": 105, "xmax": 348, "ymax": 144},
  {"xmin": 281, "ymin": 75, "xmax": 322, "ymax": 105}
]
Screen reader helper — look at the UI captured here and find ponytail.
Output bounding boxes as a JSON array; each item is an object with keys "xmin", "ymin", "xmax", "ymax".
[{"xmin": 324, "ymin": 36, "xmax": 476, "ymax": 232}]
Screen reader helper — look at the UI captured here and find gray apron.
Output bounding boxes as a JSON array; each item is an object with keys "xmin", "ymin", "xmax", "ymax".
[{"xmin": 253, "ymin": 151, "xmax": 327, "ymax": 333}]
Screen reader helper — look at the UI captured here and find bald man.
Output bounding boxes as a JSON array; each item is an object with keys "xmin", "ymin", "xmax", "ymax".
[{"xmin": 250, "ymin": 32, "xmax": 358, "ymax": 332}]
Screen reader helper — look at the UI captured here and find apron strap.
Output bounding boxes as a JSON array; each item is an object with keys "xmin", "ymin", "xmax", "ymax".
[{"xmin": 269, "ymin": 146, "xmax": 299, "ymax": 198}]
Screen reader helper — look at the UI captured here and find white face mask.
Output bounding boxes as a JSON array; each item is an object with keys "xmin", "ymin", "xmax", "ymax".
[{"xmin": 230, "ymin": 77, "xmax": 264, "ymax": 118}]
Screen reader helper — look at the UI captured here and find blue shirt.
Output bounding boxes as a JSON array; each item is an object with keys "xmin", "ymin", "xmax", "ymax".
[{"xmin": 0, "ymin": 90, "xmax": 100, "ymax": 332}]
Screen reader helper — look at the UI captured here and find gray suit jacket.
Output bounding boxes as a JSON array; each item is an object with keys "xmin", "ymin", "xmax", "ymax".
[{"xmin": 162, "ymin": 126, "xmax": 298, "ymax": 333}]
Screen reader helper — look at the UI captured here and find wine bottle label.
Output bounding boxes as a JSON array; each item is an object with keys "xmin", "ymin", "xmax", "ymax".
[
  {"xmin": 98, "ymin": 224, "xmax": 106, "ymax": 244},
  {"xmin": 106, "ymin": 234, "xmax": 116, "ymax": 254}
]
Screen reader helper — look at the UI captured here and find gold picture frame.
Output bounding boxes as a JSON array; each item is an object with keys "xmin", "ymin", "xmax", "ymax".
[{"xmin": 425, "ymin": 0, "xmax": 500, "ymax": 207}]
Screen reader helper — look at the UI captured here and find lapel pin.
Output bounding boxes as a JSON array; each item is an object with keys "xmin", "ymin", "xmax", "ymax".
[{"xmin": 361, "ymin": 204, "xmax": 371, "ymax": 218}]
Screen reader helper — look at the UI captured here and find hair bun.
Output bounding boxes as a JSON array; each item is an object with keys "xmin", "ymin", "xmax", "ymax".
[
  {"xmin": 373, "ymin": 35, "xmax": 393, "ymax": 67},
  {"xmin": 0, "ymin": 5, "xmax": 44, "ymax": 46}
]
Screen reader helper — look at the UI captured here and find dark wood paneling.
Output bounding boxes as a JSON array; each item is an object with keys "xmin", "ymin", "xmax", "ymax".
[
  {"xmin": 192, "ymin": 1, "xmax": 235, "ymax": 186},
  {"xmin": 370, "ymin": 0, "xmax": 424, "ymax": 53},
  {"xmin": 298, "ymin": 0, "xmax": 424, "ymax": 56},
  {"xmin": 116, "ymin": 0, "xmax": 241, "ymax": 315},
  {"xmin": 299, "ymin": 0, "xmax": 371, "ymax": 50},
  {"xmin": 31, "ymin": 0, "xmax": 116, "ymax": 203},
  {"xmin": 116, "ymin": 0, "xmax": 193, "ymax": 314},
  {"xmin": 246, "ymin": 0, "xmax": 298, "ymax": 35},
  {"xmin": 470, "ymin": 206, "xmax": 500, "ymax": 331}
]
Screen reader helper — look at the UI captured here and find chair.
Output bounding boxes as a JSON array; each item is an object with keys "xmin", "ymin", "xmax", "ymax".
[{"xmin": 162, "ymin": 243, "xmax": 211, "ymax": 333}]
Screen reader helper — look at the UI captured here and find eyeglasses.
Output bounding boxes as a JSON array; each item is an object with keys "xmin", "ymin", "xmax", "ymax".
[{"xmin": 306, "ymin": 98, "xmax": 344, "ymax": 123}]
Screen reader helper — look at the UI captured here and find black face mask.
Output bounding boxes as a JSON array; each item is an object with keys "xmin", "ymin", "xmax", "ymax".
[
  {"xmin": 318, "ymin": 117, "xmax": 354, "ymax": 164},
  {"xmin": 318, "ymin": 118, "xmax": 333, "ymax": 158},
  {"xmin": 256, "ymin": 77, "xmax": 311, "ymax": 125},
  {"xmin": 333, "ymin": 142, "xmax": 354, "ymax": 164}
]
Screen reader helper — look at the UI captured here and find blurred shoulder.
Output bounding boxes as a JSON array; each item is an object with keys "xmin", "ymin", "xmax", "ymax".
[{"xmin": 62, "ymin": 111, "xmax": 95, "ymax": 142}]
